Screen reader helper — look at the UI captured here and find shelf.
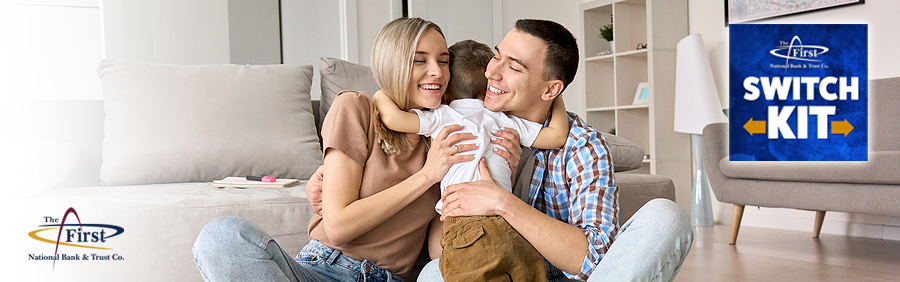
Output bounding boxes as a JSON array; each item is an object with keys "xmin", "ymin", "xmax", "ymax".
[
  {"xmin": 584, "ymin": 58, "xmax": 614, "ymax": 109},
  {"xmin": 616, "ymin": 49, "xmax": 648, "ymax": 57},
  {"xmin": 586, "ymin": 111, "xmax": 615, "ymax": 135},
  {"xmin": 586, "ymin": 106, "xmax": 616, "ymax": 112},
  {"xmin": 585, "ymin": 104, "xmax": 648, "ymax": 112},
  {"xmin": 615, "ymin": 55, "xmax": 648, "ymax": 107},
  {"xmin": 582, "ymin": 3, "xmax": 613, "ymax": 57},
  {"xmin": 585, "ymin": 49, "xmax": 646, "ymax": 62},
  {"xmin": 581, "ymin": 0, "xmax": 691, "ymax": 210},
  {"xmin": 612, "ymin": 1, "xmax": 647, "ymax": 54},
  {"xmin": 617, "ymin": 104, "xmax": 649, "ymax": 110},
  {"xmin": 585, "ymin": 54, "xmax": 614, "ymax": 62}
]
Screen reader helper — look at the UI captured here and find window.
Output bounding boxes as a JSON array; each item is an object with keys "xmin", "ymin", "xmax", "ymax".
[{"xmin": 0, "ymin": 0, "xmax": 102, "ymax": 100}]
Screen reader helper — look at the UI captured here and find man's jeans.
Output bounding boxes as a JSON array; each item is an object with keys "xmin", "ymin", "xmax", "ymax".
[
  {"xmin": 192, "ymin": 216, "xmax": 403, "ymax": 282},
  {"xmin": 418, "ymin": 198, "xmax": 693, "ymax": 282}
]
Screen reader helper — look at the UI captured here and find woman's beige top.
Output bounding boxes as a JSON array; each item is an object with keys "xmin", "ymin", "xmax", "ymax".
[{"xmin": 308, "ymin": 91, "xmax": 440, "ymax": 278}]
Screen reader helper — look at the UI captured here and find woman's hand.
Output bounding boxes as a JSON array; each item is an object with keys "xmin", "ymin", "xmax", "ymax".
[
  {"xmin": 490, "ymin": 127, "xmax": 523, "ymax": 181},
  {"xmin": 420, "ymin": 124, "xmax": 478, "ymax": 184}
]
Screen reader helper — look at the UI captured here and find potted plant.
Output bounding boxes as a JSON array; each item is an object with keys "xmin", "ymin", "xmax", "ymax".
[{"xmin": 599, "ymin": 24, "xmax": 614, "ymax": 53}]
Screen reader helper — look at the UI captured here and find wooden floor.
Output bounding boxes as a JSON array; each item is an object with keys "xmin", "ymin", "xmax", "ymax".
[{"xmin": 674, "ymin": 224, "xmax": 900, "ymax": 282}]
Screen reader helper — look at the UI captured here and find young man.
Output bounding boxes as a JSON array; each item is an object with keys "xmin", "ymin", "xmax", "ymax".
[{"xmin": 311, "ymin": 19, "xmax": 693, "ymax": 282}]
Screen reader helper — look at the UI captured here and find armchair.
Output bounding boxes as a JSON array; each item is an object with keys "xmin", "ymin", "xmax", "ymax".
[{"xmin": 702, "ymin": 76, "xmax": 900, "ymax": 244}]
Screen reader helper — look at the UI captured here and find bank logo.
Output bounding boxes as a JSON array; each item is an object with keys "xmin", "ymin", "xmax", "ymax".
[
  {"xmin": 27, "ymin": 207, "xmax": 125, "ymax": 269},
  {"xmin": 769, "ymin": 36, "xmax": 830, "ymax": 63},
  {"xmin": 729, "ymin": 24, "xmax": 867, "ymax": 161}
]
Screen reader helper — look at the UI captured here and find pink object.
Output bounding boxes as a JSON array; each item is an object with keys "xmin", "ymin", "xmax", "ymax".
[{"xmin": 261, "ymin": 176, "xmax": 276, "ymax": 183}]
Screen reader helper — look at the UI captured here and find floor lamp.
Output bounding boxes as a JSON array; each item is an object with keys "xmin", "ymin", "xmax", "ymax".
[{"xmin": 673, "ymin": 34, "xmax": 727, "ymax": 226}]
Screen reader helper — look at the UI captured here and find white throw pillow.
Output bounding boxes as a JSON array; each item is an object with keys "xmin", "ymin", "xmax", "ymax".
[{"xmin": 97, "ymin": 60, "xmax": 321, "ymax": 185}]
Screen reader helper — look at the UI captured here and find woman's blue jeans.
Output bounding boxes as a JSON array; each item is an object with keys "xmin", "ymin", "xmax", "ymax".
[{"xmin": 192, "ymin": 216, "xmax": 403, "ymax": 282}]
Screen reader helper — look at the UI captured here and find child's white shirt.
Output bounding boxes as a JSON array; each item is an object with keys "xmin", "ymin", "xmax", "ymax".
[{"xmin": 412, "ymin": 98, "xmax": 542, "ymax": 214}]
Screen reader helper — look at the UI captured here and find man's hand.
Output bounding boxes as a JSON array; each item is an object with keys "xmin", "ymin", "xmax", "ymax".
[
  {"xmin": 440, "ymin": 158, "xmax": 511, "ymax": 221},
  {"xmin": 307, "ymin": 165, "xmax": 325, "ymax": 216}
]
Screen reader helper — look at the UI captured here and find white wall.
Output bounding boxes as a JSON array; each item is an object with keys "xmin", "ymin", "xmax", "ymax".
[
  {"xmin": 689, "ymin": 0, "xmax": 900, "ymax": 240},
  {"xmin": 408, "ymin": 0, "xmax": 499, "ymax": 49},
  {"xmin": 354, "ymin": 0, "xmax": 399, "ymax": 66},
  {"xmin": 354, "ymin": 0, "xmax": 501, "ymax": 67},
  {"xmin": 281, "ymin": 0, "xmax": 348, "ymax": 100},
  {"xmin": 102, "ymin": 0, "xmax": 231, "ymax": 64}
]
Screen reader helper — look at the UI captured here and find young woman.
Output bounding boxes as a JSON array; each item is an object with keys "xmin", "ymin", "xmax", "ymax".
[{"xmin": 192, "ymin": 18, "xmax": 478, "ymax": 282}]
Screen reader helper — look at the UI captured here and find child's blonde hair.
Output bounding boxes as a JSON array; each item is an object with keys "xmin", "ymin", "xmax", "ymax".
[{"xmin": 371, "ymin": 17, "xmax": 444, "ymax": 155}]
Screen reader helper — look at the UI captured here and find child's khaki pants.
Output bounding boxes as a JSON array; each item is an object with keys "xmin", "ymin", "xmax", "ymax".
[{"xmin": 439, "ymin": 215, "xmax": 547, "ymax": 282}]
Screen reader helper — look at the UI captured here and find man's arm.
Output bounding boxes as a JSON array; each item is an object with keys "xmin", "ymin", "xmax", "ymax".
[
  {"xmin": 440, "ymin": 159, "xmax": 589, "ymax": 274},
  {"xmin": 373, "ymin": 90, "xmax": 420, "ymax": 133}
]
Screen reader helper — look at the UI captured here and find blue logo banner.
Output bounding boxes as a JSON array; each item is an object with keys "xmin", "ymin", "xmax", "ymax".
[{"xmin": 729, "ymin": 24, "xmax": 867, "ymax": 161}]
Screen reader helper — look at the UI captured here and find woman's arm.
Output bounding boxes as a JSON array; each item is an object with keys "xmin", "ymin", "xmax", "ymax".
[
  {"xmin": 321, "ymin": 124, "xmax": 478, "ymax": 245},
  {"xmin": 321, "ymin": 149, "xmax": 435, "ymax": 245},
  {"xmin": 373, "ymin": 90, "xmax": 421, "ymax": 133},
  {"xmin": 530, "ymin": 96, "xmax": 569, "ymax": 149}
]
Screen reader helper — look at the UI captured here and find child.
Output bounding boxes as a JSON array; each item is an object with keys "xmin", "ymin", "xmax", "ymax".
[{"xmin": 373, "ymin": 39, "xmax": 568, "ymax": 282}]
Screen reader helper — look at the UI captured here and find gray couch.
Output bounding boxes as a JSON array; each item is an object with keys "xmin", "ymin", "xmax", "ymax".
[
  {"xmin": 703, "ymin": 76, "xmax": 900, "ymax": 244},
  {"xmin": 9, "ymin": 58, "xmax": 675, "ymax": 281}
]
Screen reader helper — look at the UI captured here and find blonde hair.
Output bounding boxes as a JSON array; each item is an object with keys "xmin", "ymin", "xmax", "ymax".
[{"xmin": 371, "ymin": 17, "xmax": 444, "ymax": 155}]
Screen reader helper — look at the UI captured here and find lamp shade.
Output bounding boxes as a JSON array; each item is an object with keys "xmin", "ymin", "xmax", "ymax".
[{"xmin": 674, "ymin": 34, "xmax": 727, "ymax": 134}]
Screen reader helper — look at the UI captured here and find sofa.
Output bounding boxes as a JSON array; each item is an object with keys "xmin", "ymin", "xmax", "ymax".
[
  {"xmin": 703, "ymin": 76, "xmax": 900, "ymax": 245},
  {"xmin": 8, "ymin": 58, "xmax": 675, "ymax": 281}
]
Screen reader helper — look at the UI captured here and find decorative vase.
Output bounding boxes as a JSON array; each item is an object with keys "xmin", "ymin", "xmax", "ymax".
[{"xmin": 609, "ymin": 40, "xmax": 615, "ymax": 53}]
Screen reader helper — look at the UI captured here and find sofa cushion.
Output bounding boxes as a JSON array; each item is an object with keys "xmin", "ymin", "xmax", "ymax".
[
  {"xmin": 600, "ymin": 132, "xmax": 645, "ymax": 172},
  {"xmin": 318, "ymin": 57, "xmax": 380, "ymax": 126},
  {"xmin": 616, "ymin": 174, "xmax": 675, "ymax": 222},
  {"xmin": 97, "ymin": 60, "xmax": 322, "ymax": 185}
]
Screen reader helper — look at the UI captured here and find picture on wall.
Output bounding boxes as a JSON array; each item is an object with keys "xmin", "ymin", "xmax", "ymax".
[{"xmin": 726, "ymin": 0, "xmax": 863, "ymax": 25}]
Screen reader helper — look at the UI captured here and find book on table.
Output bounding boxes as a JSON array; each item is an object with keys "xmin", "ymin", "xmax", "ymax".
[{"xmin": 212, "ymin": 177, "xmax": 300, "ymax": 188}]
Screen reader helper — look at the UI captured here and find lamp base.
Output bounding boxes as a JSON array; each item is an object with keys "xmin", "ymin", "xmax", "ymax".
[{"xmin": 691, "ymin": 134, "xmax": 714, "ymax": 226}]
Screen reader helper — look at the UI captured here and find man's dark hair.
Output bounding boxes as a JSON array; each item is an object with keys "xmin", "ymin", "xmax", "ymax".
[
  {"xmin": 514, "ymin": 19, "xmax": 579, "ymax": 93},
  {"xmin": 446, "ymin": 39, "xmax": 494, "ymax": 102}
]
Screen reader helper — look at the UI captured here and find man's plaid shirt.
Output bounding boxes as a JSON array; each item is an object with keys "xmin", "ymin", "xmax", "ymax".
[{"xmin": 529, "ymin": 112, "xmax": 619, "ymax": 281}]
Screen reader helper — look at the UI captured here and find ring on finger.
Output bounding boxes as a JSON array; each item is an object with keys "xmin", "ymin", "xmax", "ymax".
[{"xmin": 454, "ymin": 145, "xmax": 459, "ymax": 153}]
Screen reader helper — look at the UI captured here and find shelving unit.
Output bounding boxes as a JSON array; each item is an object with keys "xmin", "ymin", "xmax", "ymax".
[{"xmin": 580, "ymin": 0, "xmax": 692, "ymax": 209}]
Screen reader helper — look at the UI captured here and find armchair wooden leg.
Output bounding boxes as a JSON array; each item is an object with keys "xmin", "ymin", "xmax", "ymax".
[
  {"xmin": 730, "ymin": 204, "xmax": 745, "ymax": 245},
  {"xmin": 813, "ymin": 211, "xmax": 826, "ymax": 238}
]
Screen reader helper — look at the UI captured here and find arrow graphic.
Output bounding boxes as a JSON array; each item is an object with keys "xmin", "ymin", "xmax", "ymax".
[
  {"xmin": 744, "ymin": 118, "xmax": 766, "ymax": 135},
  {"xmin": 831, "ymin": 119, "xmax": 854, "ymax": 137}
]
